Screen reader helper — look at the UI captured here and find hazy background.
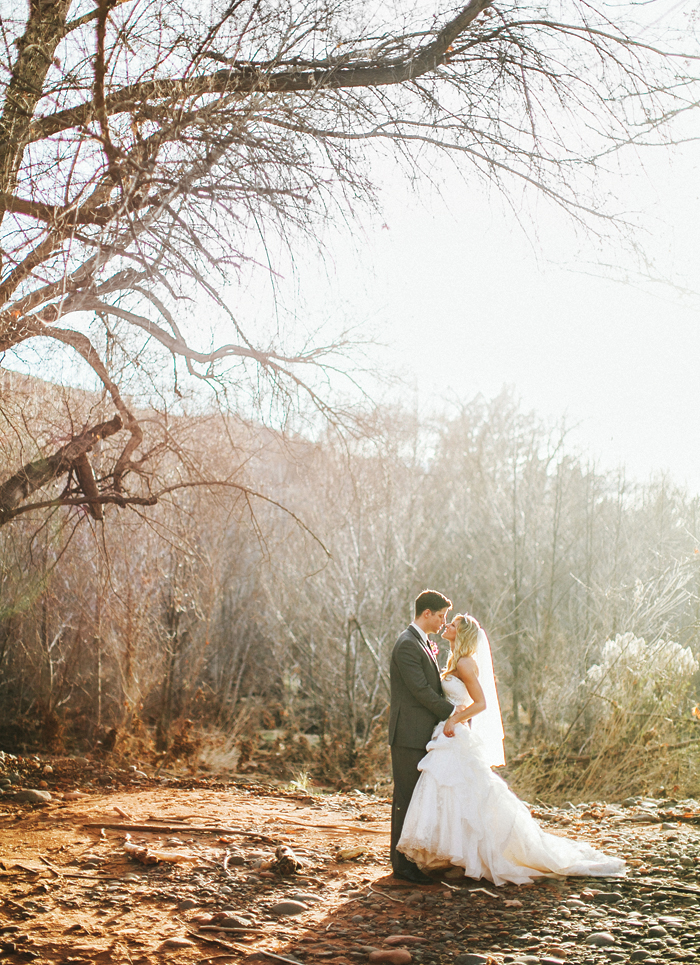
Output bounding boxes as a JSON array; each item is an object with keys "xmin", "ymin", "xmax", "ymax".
[{"xmin": 238, "ymin": 126, "xmax": 700, "ymax": 492}]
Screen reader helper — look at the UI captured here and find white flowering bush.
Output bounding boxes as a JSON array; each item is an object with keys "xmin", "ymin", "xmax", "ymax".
[{"xmin": 586, "ymin": 632, "xmax": 698, "ymax": 717}]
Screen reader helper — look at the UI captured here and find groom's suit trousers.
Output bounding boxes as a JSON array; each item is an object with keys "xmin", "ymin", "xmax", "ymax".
[{"xmin": 390, "ymin": 745, "xmax": 427, "ymax": 875}]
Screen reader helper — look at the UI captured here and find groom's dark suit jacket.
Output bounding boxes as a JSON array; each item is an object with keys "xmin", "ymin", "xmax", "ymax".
[{"xmin": 389, "ymin": 625, "xmax": 454, "ymax": 749}]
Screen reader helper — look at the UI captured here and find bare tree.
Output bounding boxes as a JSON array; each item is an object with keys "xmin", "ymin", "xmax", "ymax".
[{"xmin": 0, "ymin": 0, "xmax": 695, "ymax": 525}]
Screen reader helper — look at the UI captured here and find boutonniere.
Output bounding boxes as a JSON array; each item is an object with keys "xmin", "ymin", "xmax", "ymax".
[{"xmin": 429, "ymin": 641, "xmax": 440, "ymax": 659}]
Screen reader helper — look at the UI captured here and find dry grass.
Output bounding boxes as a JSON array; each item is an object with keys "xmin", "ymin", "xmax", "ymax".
[{"xmin": 507, "ymin": 711, "xmax": 700, "ymax": 803}]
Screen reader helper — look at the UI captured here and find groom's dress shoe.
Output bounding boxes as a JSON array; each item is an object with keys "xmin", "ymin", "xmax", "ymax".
[{"xmin": 393, "ymin": 868, "xmax": 433, "ymax": 885}]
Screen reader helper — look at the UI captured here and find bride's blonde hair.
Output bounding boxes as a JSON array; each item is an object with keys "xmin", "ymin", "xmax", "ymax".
[{"xmin": 442, "ymin": 614, "xmax": 481, "ymax": 678}]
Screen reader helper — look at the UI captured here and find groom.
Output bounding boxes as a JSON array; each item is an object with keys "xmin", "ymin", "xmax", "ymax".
[{"xmin": 389, "ymin": 589, "xmax": 455, "ymax": 883}]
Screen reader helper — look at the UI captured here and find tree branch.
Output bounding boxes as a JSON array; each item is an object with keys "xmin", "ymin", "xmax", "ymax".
[
  {"xmin": 0, "ymin": 415, "xmax": 122, "ymax": 525},
  {"xmin": 2, "ymin": 478, "xmax": 331, "ymax": 555},
  {"xmin": 26, "ymin": 0, "xmax": 492, "ymax": 142}
]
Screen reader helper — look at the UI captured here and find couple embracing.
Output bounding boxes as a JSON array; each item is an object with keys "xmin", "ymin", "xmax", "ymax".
[{"xmin": 389, "ymin": 590, "xmax": 625, "ymax": 887}]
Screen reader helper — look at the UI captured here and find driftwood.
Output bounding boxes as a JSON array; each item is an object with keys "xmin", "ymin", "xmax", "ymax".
[
  {"xmin": 123, "ymin": 833, "xmax": 210, "ymax": 865},
  {"xmin": 184, "ymin": 926, "xmax": 303, "ymax": 965},
  {"xmin": 198, "ymin": 926, "xmax": 267, "ymax": 934},
  {"xmin": 274, "ymin": 817, "xmax": 386, "ymax": 835},
  {"xmin": 635, "ymin": 878, "xmax": 700, "ymax": 895},
  {"xmin": 85, "ymin": 822, "xmax": 240, "ymax": 834}
]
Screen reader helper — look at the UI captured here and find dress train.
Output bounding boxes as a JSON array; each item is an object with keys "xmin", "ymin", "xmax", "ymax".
[{"xmin": 397, "ymin": 675, "xmax": 626, "ymax": 887}]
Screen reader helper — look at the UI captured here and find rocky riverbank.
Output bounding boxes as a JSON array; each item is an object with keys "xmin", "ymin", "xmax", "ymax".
[{"xmin": 1, "ymin": 752, "xmax": 699, "ymax": 965}]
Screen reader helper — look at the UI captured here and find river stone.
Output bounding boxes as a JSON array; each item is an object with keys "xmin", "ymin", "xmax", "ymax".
[
  {"xmin": 648, "ymin": 926, "xmax": 668, "ymax": 937},
  {"xmin": 629, "ymin": 954, "xmax": 651, "ymax": 962},
  {"xmin": 454, "ymin": 956, "xmax": 489, "ymax": 965},
  {"xmin": 585, "ymin": 932, "xmax": 616, "ymax": 946},
  {"xmin": 269, "ymin": 900, "xmax": 308, "ymax": 916},
  {"xmin": 593, "ymin": 892, "xmax": 624, "ymax": 904},
  {"xmin": 368, "ymin": 951, "xmax": 412, "ymax": 965},
  {"xmin": 13, "ymin": 789, "xmax": 51, "ymax": 803},
  {"xmin": 287, "ymin": 892, "xmax": 322, "ymax": 903},
  {"xmin": 219, "ymin": 916, "xmax": 253, "ymax": 928}
]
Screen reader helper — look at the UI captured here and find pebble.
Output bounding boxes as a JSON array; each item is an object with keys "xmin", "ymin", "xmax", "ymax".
[
  {"xmin": 287, "ymin": 892, "xmax": 322, "ymax": 903},
  {"xmin": 648, "ymin": 925, "xmax": 668, "ymax": 937},
  {"xmin": 368, "ymin": 952, "xmax": 412, "ymax": 965},
  {"xmin": 218, "ymin": 916, "xmax": 253, "ymax": 928},
  {"xmin": 629, "ymin": 953, "xmax": 651, "ymax": 962},
  {"xmin": 585, "ymin": 931, "xmax": 617, "ymax": 946},
  {"xmin": 269, "ymin": 900, "xmax": 308, "ymax": 917},
  {"xmin": 454, "ymin": 956, "xmax": 489, "ymax": 965},
  {"xmin": 384, "ymin": 936, "xmax": 424, "ymax": 946},
  {"xmin": 159, "ymin": 938, "xmax": 195, "ymax": 948},
  {"xmin": 592, "ymin": 892, "xmax": 624, "ymax": 904},
  {"xmin": 177, "ymin": 899, "xmax": 197, "ymax": 910},
  {"xmin": 13, "ymin": 789, "xmax": 52, "ymax": 803}
]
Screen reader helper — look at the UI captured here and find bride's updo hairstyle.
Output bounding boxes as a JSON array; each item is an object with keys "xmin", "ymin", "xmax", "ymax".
[{"xmin": 442, "ymin": 614, "xmax": 480, "ymax": 678}]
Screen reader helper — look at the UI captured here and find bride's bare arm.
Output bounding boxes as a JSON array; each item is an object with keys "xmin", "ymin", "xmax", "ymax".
[{"xmin": 442, "ymin": 657, "xmax": 486, "ymax": 737}]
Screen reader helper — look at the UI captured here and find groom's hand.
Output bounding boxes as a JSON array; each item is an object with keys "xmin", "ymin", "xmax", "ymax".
[{"xmin": 443, "ymin": 705, "xmax": 468, "ymax": 738}]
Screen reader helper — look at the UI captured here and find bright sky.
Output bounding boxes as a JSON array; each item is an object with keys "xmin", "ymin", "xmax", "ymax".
[
  {"xmin": 352, "ymin": 145, "xmax": 700, "ymax": 493},
  {"xmin": 263, "ymin": 115, "xmax": 700, "ymax": 494},
  {"xmin": 227, "ymin": 0, "xmax": 700, "ymax": 494}
]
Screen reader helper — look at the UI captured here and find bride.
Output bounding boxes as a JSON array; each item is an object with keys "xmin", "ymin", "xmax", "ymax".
[{"xmin": 397, "ymin": 613, "xmax": 626, "ymax": 886}]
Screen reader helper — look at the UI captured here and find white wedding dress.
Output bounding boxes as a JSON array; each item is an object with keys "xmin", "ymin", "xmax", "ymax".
[{"xmin": 398, "ymin": 674, "xmax": 626, "ymax": 886}]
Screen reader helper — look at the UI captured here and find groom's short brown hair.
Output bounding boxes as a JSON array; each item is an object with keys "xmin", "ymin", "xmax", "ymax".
[{"xmin": 415, "ymin": 589, "xmax": 452, "ymax": 617}]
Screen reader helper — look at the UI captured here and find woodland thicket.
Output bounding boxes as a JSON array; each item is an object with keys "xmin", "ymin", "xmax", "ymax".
[{"xmin": 1, "ymin": 372, "xmax": 698, "ymax": 802}]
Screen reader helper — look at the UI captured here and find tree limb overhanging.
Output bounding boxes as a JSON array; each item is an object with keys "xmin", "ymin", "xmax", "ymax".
[{"xmin": 0, "ymin": 0, "xmax": 696, "ymax": 526}]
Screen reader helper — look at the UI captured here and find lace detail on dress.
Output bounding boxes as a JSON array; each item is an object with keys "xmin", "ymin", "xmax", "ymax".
[{"xmin": 441, "ymin": 673, "xmax": 468, "ymax": 705}]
